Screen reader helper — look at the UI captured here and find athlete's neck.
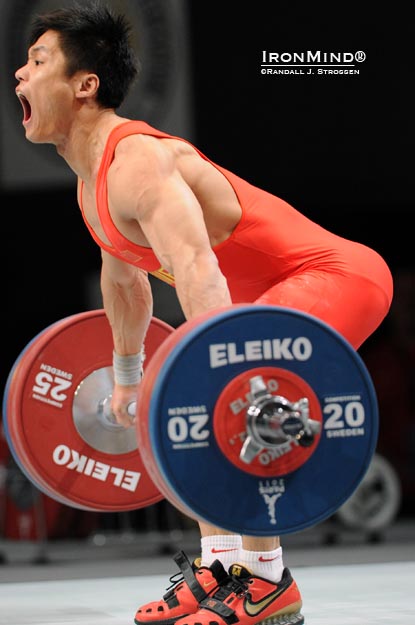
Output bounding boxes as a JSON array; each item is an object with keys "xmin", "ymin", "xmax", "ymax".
[{"xmin": 56, "ymin": 109, "xmax": 128, "ymax": 183}]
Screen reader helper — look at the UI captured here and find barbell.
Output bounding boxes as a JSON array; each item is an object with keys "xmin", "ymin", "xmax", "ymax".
[{"xmin": 2, "ymin": 305, "xmax": 379, "ymax": 536}]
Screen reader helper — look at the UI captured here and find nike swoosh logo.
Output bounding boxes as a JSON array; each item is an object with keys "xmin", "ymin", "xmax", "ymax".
[
  {"xmin": 203, "ymin": 580, "xmax": 216, "ymax": 588},
  {"xmin": 211, "ymin": 548, "xmax": 238, "ymax": 553},
  {"xmin": 258, "ymin": 555, "xmax": 278, "ymax": 562},
  {"xmin": 244, "ymin": 588, "xmax": 285, "ymax": 616}
]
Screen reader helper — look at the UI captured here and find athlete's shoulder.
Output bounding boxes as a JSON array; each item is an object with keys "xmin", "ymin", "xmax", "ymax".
[{"xmin": 108, "ymin": 118, "xmax": 175, "ymax": 143}]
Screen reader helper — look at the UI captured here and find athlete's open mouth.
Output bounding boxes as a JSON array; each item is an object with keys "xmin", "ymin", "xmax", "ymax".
[{"xmin": 18, "ymin": 94, "xmax": 32, "ymax": 123}]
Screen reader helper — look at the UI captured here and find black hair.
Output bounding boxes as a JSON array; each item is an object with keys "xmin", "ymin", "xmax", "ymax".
[{"xmin": 28, "ymin": 1, "xmax": 139, "ymax": 109}]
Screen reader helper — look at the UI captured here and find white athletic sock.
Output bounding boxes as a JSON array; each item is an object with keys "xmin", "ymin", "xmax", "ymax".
[
  {"xmin": 238, "ymin": 547, "xmax": 284, "ymax": 583},
  {"xmin": 200, "ymin": 535, "xmax": 242, "ymax": 570}
]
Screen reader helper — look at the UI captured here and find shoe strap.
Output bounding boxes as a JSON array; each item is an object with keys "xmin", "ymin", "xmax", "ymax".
[
  {"xmin": 171, "ymin": 550, "xmax": 209, "ymax": 603},
  {"xmin": 199, "ymin": 597, "xmax": 238, "ymax": 624}
]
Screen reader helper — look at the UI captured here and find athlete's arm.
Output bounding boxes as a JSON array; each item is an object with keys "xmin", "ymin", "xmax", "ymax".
[
  {"xmin": 100, "ymin": 249, "xmax": 153, "ymax": 426},
  {"xmin": 109, "ymin": 137, "xmax": 232, "ymax": 320}
]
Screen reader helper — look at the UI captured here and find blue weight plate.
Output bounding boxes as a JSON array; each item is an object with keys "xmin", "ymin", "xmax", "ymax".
[{"xmin": 143, "ymin": 304, "xmax": 378, "ymax": 536}]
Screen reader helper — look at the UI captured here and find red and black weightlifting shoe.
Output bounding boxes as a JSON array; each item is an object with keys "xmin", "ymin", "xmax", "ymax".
[
  {"xmin": 174, "ymin": 564, "xmax": 304, "ymax": 625},
  {"xmin": 135, "ymin": 551, "xmax": 228, "ymax": 625}
]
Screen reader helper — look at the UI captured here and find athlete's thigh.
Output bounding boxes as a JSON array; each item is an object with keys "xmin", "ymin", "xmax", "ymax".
[{"xmin": 255, "ymin": 271, "xmax": 388, "ymax": 349}]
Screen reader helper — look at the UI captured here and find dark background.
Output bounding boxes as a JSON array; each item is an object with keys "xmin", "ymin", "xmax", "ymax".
[{"xmin": 1, "ymin": 1, "xmax": 413, "ymax": 516}]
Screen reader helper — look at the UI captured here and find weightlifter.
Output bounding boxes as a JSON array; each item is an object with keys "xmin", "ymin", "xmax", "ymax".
[{"xmin": 14, "ymin": 4, "xmax": 393, "ymax": 625}]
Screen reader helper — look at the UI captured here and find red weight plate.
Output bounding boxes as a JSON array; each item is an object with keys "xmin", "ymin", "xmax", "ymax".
[
  {"xmin": 213, "ymin": 366, "xmax": 322, "ymax": 477},
  {"xmin": 3, "ymin": 321, "xmax": 87, "ymax": 510},
  {"xmin": 5, "ymin": 310, "xmax": 173, "ymax": 511},
  {"xmin": 5, "ymin": 331, "xmax": 96, "ymax": 510}
]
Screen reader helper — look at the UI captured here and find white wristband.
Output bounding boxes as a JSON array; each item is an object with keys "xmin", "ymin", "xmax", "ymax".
[{"xmin": 112, "ymin": 349, "xmax": 145, "ymax": 386}]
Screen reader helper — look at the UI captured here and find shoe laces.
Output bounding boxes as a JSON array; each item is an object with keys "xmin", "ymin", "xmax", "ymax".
[
  {"xmin": 165, "ymin": 563, "xmax": 213, "ymax": 594},
  {"xmin": 165, "ymin": 571, "xmax": 184, "ymax": 592},
  {"xmin": 214, "ymin": 572, "xmax": 251, "ymax": 601}
]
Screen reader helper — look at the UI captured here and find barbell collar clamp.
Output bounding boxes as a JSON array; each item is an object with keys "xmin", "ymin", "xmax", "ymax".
[{"xmin": 239, "ymin": 375, "xmax": 321, "ymax": 463}]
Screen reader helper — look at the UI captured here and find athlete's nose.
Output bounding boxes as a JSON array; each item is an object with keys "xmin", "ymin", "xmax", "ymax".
[{"xmin": 15, "ymin": 63, "xmax": 28, "ymax": 82}]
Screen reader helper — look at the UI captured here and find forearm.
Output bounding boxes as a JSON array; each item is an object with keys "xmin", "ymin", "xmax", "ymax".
[
  {"xmin": 174, "ymin": 253, "xmax": 232, "ymax": 320},
  {"xmin": 101, "ymin": 265, "xmax": 153, "ymax": 356}
]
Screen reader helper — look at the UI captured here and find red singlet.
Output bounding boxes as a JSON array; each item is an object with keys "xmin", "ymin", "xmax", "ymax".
[{"xmin": 79, "ymin": 121, "xmax": 393, "ymax": 349}]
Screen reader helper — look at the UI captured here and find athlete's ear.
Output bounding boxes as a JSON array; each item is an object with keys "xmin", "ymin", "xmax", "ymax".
[{"xmin": 75, "ymin": 72, "xmax": 100, "ymax": 101}]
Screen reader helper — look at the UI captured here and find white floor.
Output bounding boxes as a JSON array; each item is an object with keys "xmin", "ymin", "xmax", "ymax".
[{"xmin": 0, "ymin": 561, "xmax": 414, "ymax": 625}]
